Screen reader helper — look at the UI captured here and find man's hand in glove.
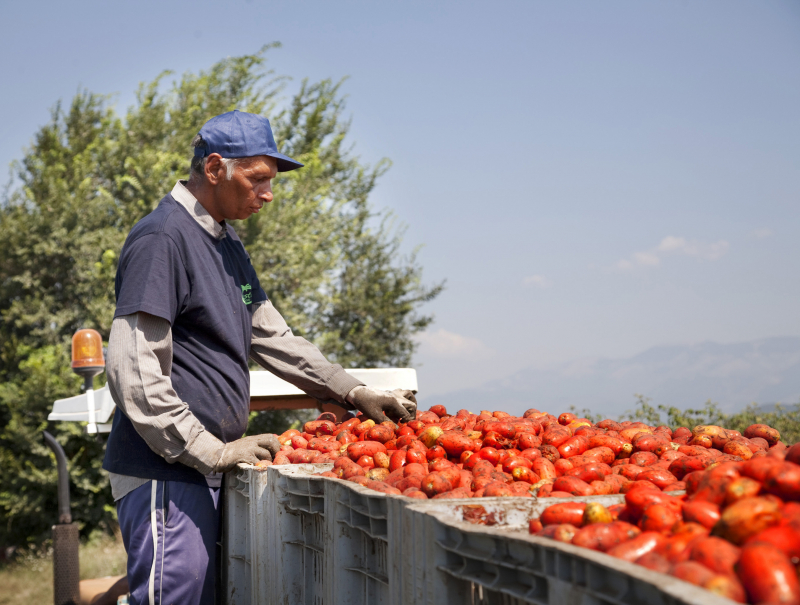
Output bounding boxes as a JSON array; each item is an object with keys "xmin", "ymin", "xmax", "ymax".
[
  {"xmin": 390, "ymin": 389, "xmax": 417, "ymax": 417},
  {"xmin": 347, "ymin": 386, "xmax": 417, "ymax": 424},
  {"xmin": 214, "ymin": 433, "xmax": 281, "ymax": 472}
]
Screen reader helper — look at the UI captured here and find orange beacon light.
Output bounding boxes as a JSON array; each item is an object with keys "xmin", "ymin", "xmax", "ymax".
[
  {"xmin": 71, "ymin": 329, "xmax": 105, "ymax": 375},
  {"xmin": 71, "ymin": 329, "xmax": 105, "ymax": 434}
]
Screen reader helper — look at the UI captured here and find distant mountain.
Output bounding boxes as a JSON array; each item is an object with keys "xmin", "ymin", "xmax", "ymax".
[{"xmin": 421, "ymin": 337, "xmax": 800, "ymax": 419}]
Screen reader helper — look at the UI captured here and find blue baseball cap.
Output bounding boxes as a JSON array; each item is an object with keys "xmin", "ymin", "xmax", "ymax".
[{"xmin": 193, "ymin": 110, "xmax": 303, "ymax": 172}]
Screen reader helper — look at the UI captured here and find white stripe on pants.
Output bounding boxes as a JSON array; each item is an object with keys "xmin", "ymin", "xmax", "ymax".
[{"xmin": 148, "ymin": 480, "xmax": 158, "ymax": 605}]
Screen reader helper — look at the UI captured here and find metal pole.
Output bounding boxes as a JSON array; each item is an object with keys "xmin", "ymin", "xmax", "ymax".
[
  {"xmin": 43, "ymin": 431, "xmax": 71, "ymax": 525},
  {"xmin": 43, "ymin": 431, "xmax": 80, "ymax": 605},
  {"xmin": 85, "ymin": 375, "xmax": 97, "ymax": 434}
]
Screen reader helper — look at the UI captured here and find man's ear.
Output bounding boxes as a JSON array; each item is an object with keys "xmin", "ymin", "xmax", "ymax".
[{"xmin": 204, "ymin": 154, "xmax": 225, "ymax": 185}]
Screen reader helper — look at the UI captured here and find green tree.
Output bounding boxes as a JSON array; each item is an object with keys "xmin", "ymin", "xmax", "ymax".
[{"xmin": 0, "ymin": 45, "xmax": 442, "ymax": 550}]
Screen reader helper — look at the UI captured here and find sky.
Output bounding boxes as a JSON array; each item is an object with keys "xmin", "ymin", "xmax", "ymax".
[{"xmin": 2, "ymin": 0, "xmax": 799, "ymax": 401}]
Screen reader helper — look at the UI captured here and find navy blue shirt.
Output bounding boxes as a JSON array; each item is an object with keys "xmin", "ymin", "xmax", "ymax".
[{"xmin": 103, "ymin": 193, "xmax": 267, "ymax": 484}]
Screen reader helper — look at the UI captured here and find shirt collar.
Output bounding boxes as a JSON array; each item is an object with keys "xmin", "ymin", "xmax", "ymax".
[{"xmin": 171, "ymin": 180, "xmax": 227, "ymax": 240}]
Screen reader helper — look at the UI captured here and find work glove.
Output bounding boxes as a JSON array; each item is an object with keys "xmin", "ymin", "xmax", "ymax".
[
  {"xmin": 213, "ymin": 433, "xmax": 281, "ymax": 472},
  {"xmin": 347, "ymin": 386, "xmax": 417, "ymax": 424}
]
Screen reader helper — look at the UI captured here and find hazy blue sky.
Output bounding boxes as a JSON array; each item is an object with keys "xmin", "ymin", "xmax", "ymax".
[{"xmin": 3, "ymin": 1, "xmax": 798, "ymax": 399}]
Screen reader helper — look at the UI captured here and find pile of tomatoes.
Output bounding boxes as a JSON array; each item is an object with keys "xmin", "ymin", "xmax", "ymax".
[
  {"xmin": 529, "ymin": 445, "xmax": 800, "ymax": 604},
  {"xmin": 259, "ymin": 404, "xmax": 786, "ymax": 502},
  {"xmin": 258, "ymin": 404, "xmax": 797, "ymax": 602}
]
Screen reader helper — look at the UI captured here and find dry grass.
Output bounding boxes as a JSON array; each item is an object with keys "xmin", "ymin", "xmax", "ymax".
[{"xmin": 0, "ymin": 533, "xmax": 127, "ymax": 605}]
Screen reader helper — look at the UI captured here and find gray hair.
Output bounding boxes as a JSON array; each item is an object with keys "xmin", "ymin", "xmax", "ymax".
[{"xmin": 190, "ymin": 134, "xmax": 242, "ymax": 180}]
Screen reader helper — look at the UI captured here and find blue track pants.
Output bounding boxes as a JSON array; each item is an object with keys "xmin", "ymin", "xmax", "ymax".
[{"xmin": 117, "ymin": 480, "xmax": 221, "ymax": 605}]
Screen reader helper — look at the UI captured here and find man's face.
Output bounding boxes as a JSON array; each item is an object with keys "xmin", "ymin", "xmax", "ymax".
[{"xmin": 213, "ymin": 155, "xmax": 278, "ymax": 221}]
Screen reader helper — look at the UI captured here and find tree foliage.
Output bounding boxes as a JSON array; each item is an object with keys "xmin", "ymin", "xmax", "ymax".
[{"xmin": 0, "ymin": 45, "xmax": 442, "ymax": 549}]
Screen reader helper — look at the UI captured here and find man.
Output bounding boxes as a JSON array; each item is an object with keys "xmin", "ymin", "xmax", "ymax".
[{"xmin": 102, "ymin": 110, "xmax": 417, "ymax": 605}]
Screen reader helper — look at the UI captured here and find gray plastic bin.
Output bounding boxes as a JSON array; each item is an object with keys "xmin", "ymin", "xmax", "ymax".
[
  {"xmin": 400, "ymin": 496, "xmax": 733, "ymax": 605},
  {"xmin": 324, "ymin": 477, "xmax": 408, "ymax": 604},
  {"xmin": 224, "ymin": 463, "xmax": 414, "ymax": 605},
  {"xmin": 222, "ymin": 463, "xmax": 334, "ymax": 605}
]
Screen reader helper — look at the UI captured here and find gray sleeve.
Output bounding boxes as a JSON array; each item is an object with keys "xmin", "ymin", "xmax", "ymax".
[
  {"xmin": 249, "ymin": 301, "xmax": 364, "ymax": 403},
  {"xmin": 107, "ymin": 312, "xmax": 225, "ymax": 474}
]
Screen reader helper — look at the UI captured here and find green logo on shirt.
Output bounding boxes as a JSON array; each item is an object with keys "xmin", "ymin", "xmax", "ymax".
[{"xmin": 241, "ymin": 283, "xmax": 252, "ymax": 305}]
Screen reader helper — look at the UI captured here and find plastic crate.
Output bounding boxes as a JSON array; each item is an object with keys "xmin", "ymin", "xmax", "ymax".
[
  {"xmin": 400, "ymin": 495, "xmax": 731, "ymax": 605},
  {"xmin": 223, "ymin": 463, "xmax": 432, "ymax": 605},
  {"xmin": 222, "ymin": 463, "xmax": 333, "ymax": 605},
  {"xmin": 222, "ymin": 465, "xmax": 262, "ymax": 605},
  {"xmin": 324, "ymin": 477, "xmax": 409, "ymax": 604},
  {"xmin": 320, "ymin": 474, "xmax": 539, "ymax": 605},
  {"xmin": 224, "ymin": 463, "xmax": 416, "ymax": 605}
]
